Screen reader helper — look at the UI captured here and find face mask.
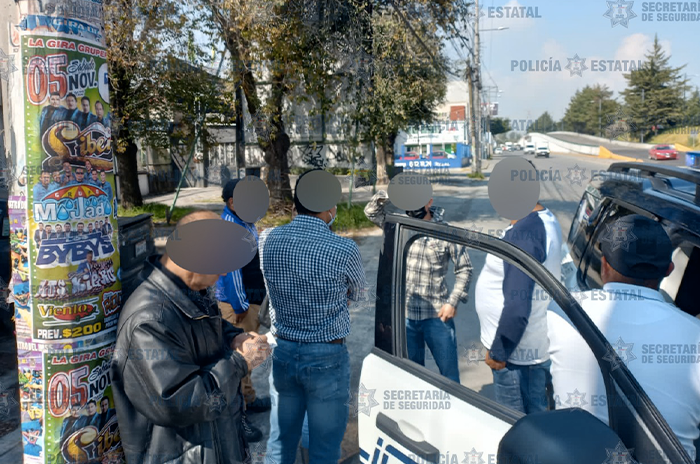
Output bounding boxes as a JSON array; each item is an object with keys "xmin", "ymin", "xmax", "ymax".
[
  {"xmin": 328, "ymin": 209, "xmax": 336, "ymax": 227},
  {"xmin": 406, "ymin": 206, "xmax": 429, "ymax": 220}
]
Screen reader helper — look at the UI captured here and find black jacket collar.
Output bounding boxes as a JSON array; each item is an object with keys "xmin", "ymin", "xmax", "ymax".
[{"xmin": 144, "ymin": 255, "xmax": 216, "ymax": 320}]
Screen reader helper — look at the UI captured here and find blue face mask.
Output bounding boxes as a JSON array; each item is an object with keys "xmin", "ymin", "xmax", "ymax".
[{"xmin": 328, "ymin": 209, "xmax": 336, "ymax": 227}]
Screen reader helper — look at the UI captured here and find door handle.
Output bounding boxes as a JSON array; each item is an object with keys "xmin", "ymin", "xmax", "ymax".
[{"xmin": 376, "ymin": 412, "xmax": 439, "ymax": 462}]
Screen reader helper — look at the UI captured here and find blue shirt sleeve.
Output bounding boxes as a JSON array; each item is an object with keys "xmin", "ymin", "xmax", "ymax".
[
  {"xmin": 216, "ymin": 269, "xmax": 249, "ymax": 314},
  {"xmin": 489, "ymin": 213, "xmax": 547, "ymax": 362}
]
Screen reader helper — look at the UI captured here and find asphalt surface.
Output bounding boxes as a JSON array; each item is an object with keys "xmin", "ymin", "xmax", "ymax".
[{"xmin": 548, "ymin": 132, "xmax": 687, "ymax": 167}]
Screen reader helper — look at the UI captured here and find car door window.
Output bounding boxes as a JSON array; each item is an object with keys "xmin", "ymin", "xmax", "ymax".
[
  {"xmin": 660, "ymin": 244, "xmax": 700, "ymax": 317},
  {"xmin": 396, "ymin": 230, "xmax": 557, "ymax": 416}
]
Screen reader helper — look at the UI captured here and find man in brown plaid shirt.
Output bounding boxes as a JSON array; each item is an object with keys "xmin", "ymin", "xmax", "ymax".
[{"xmin": 365, "ymin": 190, "xmax": 473, "ymax": 383}]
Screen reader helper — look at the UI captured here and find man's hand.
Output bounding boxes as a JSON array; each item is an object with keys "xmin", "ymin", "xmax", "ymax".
[
  {"xmin": 232, "ymin": 309, "xmax": 249, "ymax": 325},
  {"xmin": 485, "ymin": 350, "xmax": 507, "ymax": 371},
  {"xmin": 437, "ymin": 304, "xmax": 456, "ymax": 322},
  {"xmin": 233, "ymin": 332, "xmax": 271, "ymax": 371},
  {"xmin": 231, "ymin": 332, "xmax": 252, "ymax": 351}
]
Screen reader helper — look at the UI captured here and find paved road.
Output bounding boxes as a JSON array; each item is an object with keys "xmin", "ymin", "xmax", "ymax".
[{"xmin": 548, "ymin": 133, "xmax": 686, "ymax": 167}]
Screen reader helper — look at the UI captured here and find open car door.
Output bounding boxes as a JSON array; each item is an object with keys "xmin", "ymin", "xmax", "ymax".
[{"xmin": 357, "ymin": 213, "xmax": 694, "ymax": 464}]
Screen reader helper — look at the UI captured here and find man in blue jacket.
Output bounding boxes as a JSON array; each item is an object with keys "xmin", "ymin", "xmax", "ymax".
[
  {"xmin": 475, "ymin": 200, "xmax": 563, "ymax": 414},
  {"xmin": 216, "ymin": 178, "xmax": 271, "ymax": 442}
]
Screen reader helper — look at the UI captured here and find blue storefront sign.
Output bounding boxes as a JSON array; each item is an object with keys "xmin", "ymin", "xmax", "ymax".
[{"xmin": 395, "ymin": 143, "xmax": 471, "ymax": 169}]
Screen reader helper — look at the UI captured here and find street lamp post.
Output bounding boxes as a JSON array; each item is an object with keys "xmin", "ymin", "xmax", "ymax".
[
  {"xmin": 466, "ymin": 6, "xmax": 508, "ymax": 175},
  {"xmin": 591, "ymin": 98, "xmax": 602, "ymax": 137}
]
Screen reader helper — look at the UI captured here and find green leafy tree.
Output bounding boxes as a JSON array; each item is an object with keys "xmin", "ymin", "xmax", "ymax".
[
  {"xmin": 348, "ymin": 0, "xmax": 471, "ymax": 183},
  {"xmin": 353, "ymin": 5, "xmax": 450, "ymax": 183},
  {"xmin": 202, "ymin": 0, "xmax": 361, "ymax": 207},
  {"xmin": 620, "ymin": 35, "xmax": 689, "ymax": 139},
  {"xmin": 562, "ymin": 85, "xmax": 618, "ymax": 135},
  {"xmin": 105, "ymin": 0, "xmax": 200, "ymax": 208},
  {"xmin": 530, "ymin": 111, "xmax": 555, "ymax": 133},
  {"xmin": 490, "ymin": 117, "xmax": 511, "ymax": 136},
  {"xmin": 685, "ymin": 88, "xmax": 700, "ymax": 126}
]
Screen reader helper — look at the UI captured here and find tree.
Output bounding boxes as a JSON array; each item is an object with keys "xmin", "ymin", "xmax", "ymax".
[
  {"xmin": 562, "ymin": 85, "xmax": 618, "ymax": 135},
  {"xmin": 685, "ymin": 88, "xmax": 700, "ymax": 126},
  {"xmin": 530, "ymin": 111, "xmax": 555, "ymax": 133},
  {"xmin": 348, "ymin": 0, "xmax": 470, "ymax": 183},
  {"xmin": 620, "ymin": 35, "xmax": 689, "ymax": 139},
  {"xmin": 202, "ymin": 0, "xmax": 357, "ymax": 207},
  {"xmin": 104, "ymin": 0, "xmax": 196, "ymax": 208},
  {"xmin": 490, "ymin": 117, "xmax": 511, "ymax": 136},
  {"xmin": 352, "ymin": 4, "xmax": 450, "ymax": 183}
]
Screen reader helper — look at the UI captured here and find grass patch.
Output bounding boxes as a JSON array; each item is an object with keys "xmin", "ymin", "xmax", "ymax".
[
  {"xmin": 120, "ymin": 203, "xmax": 196, "ymax": 224},
  {"xmin": 467, "ymin": 172, "xmax": 486, "ymax": 180},
  {"xmin": 649, "ymin": 126, "xmax": 700, "ymax": 147},
  {"xmin": 256, "ymin": 202, "xmax": 374, "ymax": 232},
  {"xmin": 335, "ymin": 203, "xmax": 375, "ymax": 232},
  {"xmin": 258, "ymin": 209, "xmax": 293, "ymax": 229},
  {"xmin": 121, "ymin": 201, "xmax": 374, "ymax": 232}
]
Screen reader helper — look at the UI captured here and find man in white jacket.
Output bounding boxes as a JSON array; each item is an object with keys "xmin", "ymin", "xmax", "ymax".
[
  {"xmin": 474, "ymin": 202, "xmax": 563, "ymax": 414},
  {"xmin": 547, "ymin": 214, "xmax": 700, "ymax": 460}
]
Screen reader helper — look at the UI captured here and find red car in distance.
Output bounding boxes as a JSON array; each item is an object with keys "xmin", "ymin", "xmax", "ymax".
[{"xmin": 649, "ymin": 144, "xmax": 678, "ymax": 160}]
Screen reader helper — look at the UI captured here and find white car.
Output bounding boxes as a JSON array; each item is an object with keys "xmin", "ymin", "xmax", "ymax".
[
  {"xmin": 524, "ymin": 144, "xmax": 535, "ymax": 155},
  {"xmin": 536, "ymin": 145, "xmax": 550, "ymax": 157},
  {"xmin": 358, "ymin": 215, "xmax": 694, "ymax": 464},
  {"xmin": 495, "ymin": 147, "xmax": 503, "ymax": 155}
]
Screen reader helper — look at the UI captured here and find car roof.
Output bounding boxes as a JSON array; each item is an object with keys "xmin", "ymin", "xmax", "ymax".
[{"xmin": 593, "ymin": 163, "xmax": 700, "ymax": 237}]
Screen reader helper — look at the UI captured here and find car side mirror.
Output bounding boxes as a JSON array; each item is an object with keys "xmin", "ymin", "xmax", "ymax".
[{"xmin": 498, "ymin": 409, "xmax": 626, "ymax": 464}]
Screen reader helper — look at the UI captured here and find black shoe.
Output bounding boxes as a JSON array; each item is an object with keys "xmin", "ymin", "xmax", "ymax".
[
  {"xmin": 246, "ymin": 397, "xmax": 272, "ymax": 413},
  {"xmin": 242, "ymin": 416, "xmax": 263, "ymax": 443}
]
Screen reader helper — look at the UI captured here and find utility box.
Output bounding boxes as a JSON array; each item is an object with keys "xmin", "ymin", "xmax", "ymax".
[{"xmin": 117, "ymin": 213, "xmax": 156, "ymax": 301}]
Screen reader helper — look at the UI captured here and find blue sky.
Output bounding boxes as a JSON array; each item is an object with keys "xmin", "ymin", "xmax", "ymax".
[{"xmin": 447, "ymin": 0, "xmax": 700, "ymax": 123}]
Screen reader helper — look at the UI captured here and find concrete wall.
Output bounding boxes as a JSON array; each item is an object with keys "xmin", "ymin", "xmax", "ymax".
[
  {"xmin": 525, "ymin": 133, "xmax": 599, "ymax": 155},
  {"xmin": 549, "ymin": 131, "xmax": 655, "ymax": 149}
]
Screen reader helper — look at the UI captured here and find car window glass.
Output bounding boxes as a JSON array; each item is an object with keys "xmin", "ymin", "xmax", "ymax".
[
  {"xmin": 398, "ymin": 232, "xmax": 557, "ymax": 415},
  {"xmin": 661, "ymin": 244, "xmax": 700, "ymax": 318}
]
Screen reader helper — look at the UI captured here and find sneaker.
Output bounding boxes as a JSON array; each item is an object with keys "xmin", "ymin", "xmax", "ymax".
[
  {"xmin": 242, "ymin": 415, "xmax": 263, "ymax": 443},
  {"xmin": 246, "ymin": 397, "xmax": 272, "ymax": 413}
]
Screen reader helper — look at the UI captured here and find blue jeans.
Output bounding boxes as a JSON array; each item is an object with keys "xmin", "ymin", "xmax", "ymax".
[
  {"xmin": 266, "ymin": 339, "xmax": 350, "ymax": 464},
  {"xmin": 406, "ymin": 317, "xmax": 460, "ymax": 383},
  {"xmin": 301, "ymin": 414, "xmax": 309, "ymax": 448},
  {"xmin": 492, "ymin": 359, "xmax": 552, "ymax": 414}
]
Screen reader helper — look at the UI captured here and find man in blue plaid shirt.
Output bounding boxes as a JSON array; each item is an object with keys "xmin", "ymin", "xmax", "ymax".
[
  {"xmin": 365, "ymin": 190, "xmax": 473, "ymax": 383},
  {"xmin": 260, "ymin": 170, "xmax": 367, "ymax": 464}
]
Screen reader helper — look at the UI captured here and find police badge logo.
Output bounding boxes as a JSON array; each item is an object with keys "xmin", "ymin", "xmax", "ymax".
[{"xmin": 603, "ymin": 1, "xmax": 637, "ymax": 28}]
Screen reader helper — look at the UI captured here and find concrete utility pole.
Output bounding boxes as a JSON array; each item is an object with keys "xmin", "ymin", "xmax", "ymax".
[
  {"xmin": 473, "ymin": 0, "xmax": 482, "ymax": 175},
  {"xmin": 467, "ymin": 61, "xmax": 479, "ymax": 174},
  {"xmin": 1, "ymin": 1, "xmax": 124, "ymax": 462}
]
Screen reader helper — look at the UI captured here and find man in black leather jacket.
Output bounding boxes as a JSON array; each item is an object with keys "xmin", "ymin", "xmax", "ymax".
[{"xmin": 111, "ymin": 211, "xmax": 270, "ymax": 464}]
